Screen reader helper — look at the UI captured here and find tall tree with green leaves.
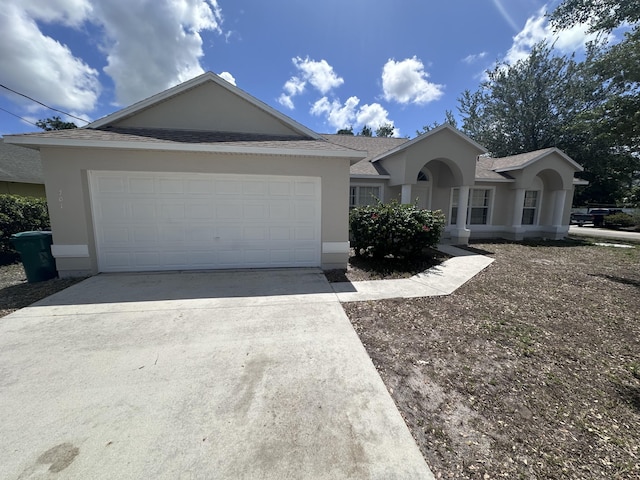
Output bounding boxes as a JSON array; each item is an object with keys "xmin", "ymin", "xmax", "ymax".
[
  {"xmin": 416, "ymin": 110, "xmax": 458, "ymax": 136},
  {"xmin": 375, "ymin": 123, "xmax": 395, "ymax": 137},
  {"xmin": 459, "ymin": 42, "xmax": 590, "ymax": 157},
  {"xmin": 359, "ymin": 125, "xmax": 373, "ymax": 136},
  {"xmin": 550, "ymin": 0, "xmax": 640, "ymax": 204},
  {"xmin": 36, "ymin": 116, "xmax": 77, "ymax": 131}
]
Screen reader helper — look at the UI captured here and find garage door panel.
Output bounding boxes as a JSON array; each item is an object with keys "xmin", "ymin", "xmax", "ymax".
[
  {"xmin": 91, "ymin": 171, "xmax": 321, "ymax": 271},
  {"xmin": 129, "ymin": 177, "xmax": 155, "ymax": 194}
]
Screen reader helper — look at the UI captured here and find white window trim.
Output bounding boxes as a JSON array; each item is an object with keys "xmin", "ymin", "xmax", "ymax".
[
  {"xmin": 449, "ymin": 187, "xmax": 496, "ymax": 226},
  {"xmin": 522, "ymin": 190, "xmax": 541, "ymax": 226},
  {"xmin": 349, "ymin": 183, "xmax": 384, "ymax": 208}
]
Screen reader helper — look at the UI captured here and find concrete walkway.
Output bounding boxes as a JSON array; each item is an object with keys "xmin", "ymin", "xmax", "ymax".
[
  {"xmin": 0, "ymin": 269, "xmax": 434, "ymax": 480},
  {"xmin": 332, "ymin": 245, "xmax": 494, "ymax": 302},
  {"xmin": 568, "ymin": 225, "xmax": 640, "ymax": 243}
]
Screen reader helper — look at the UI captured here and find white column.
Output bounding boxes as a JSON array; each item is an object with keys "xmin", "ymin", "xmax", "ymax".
[
  {"xmin": 401, "ymin": 184, "xmax": 412, "ymax": 204},
  {"xmin": 456, "ymin": 186, "xmax": 470, "ymax": 228},
  {"xmin": 552, "ymin": 190, "xmax": 567, "ymax": 226},
  {"xmin": 512, "ymin": 188, "xmax": 526, "ymax": 227}
]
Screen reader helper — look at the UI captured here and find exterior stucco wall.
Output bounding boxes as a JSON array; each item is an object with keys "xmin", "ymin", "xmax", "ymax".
[
  {"xmin": 379, "ymin": 128, "xmax": 482, "ymax": 187},
  {"xmin": 114, "ymin": 82, "xmax": 301, "ymax": 136},
  {"xmin": 0, "ymin": 181, "xmax": 46, "ymax": 198},
  {"xmin": 41, "ymin": 146, "xmax": 351, "ymax": 275}
]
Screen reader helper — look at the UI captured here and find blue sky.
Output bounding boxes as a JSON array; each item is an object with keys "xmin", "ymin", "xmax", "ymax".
[{"xmin": 0, "ymin": 0, "xmax": 608, "ymax": 138}]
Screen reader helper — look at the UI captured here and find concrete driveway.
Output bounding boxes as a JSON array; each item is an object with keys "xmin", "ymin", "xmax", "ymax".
[{"xmin": 0, "ymin": 269, "xmax": 434, "ymax": 479}]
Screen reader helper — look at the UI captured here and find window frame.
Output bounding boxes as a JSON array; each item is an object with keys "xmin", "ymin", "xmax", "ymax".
[
  {"xmin": 521, "ymin": 190, "xmax": 540, "ymax": 225},
  {"xmin": 349, "ymin": 184, "xmax": 383, "ymax": 209},
  {"xmin": 449, "ymin": 187, "xmax": 495, "ymax": 225}
]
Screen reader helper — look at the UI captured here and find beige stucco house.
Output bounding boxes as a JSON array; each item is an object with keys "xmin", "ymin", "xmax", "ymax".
[{"xmin": 5, "ymin": 72, "xmax": 583, "ymax": 277}]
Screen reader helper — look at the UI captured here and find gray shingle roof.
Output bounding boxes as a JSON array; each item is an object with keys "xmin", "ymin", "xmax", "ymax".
[
  {"xmin": 484, "ymin": 148, "xmax": 557, "ymax": 171},
  {"xmin": 322, "ymin": 134, "xmax": 407, "ymax": 176},
  {"xmin": 475, "ymin": 157, "xmax": 515, "ymax": 181},
  {"xmin": 0, "ymin": 138, "xmax": 43, "ymax": 184},
  {"xmin": 8, "ymin": 127, "xmax": 357, "ymax": 154}
]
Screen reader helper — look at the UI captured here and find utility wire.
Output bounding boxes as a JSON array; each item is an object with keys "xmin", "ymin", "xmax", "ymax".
[
  {"xmin": 0, "ymin": 106, "xmax": 39, "ymax": 127},
  {"xmin": 0, "ymin": 83, "xmax": 90, "ymax": 124}
]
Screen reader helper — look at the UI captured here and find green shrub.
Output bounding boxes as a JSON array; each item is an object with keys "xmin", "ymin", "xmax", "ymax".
[
  {"xmin": 0, "ymin": 194, "xmax": 50, "ymax": 264},
  {"xmin": 604, "ymin": 212, "xmax": 635, "ymax": 229},
  {"xmin": 350, "ymin": 200, "xmax": 445, "ymax": 259}
]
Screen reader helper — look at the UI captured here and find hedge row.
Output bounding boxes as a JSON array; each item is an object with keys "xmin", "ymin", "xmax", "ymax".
[
  {"xmin": 349, "ymin": 200, "xmax": 445, "ymax": 259},
  {"xmin": 0, "ymin": 194, "xmax": 50, "ymax": 264}
]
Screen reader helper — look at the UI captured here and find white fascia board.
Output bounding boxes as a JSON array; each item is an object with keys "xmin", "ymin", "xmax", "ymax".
[
  {"xmin": 6, "ymin": 136, "xmax": 367, "ymax": 159},
  {"xmin": 474, "ymin": 177, "xmax": 514, "ymax": 183},
  {"xmin": 350, "ymin": 174, "xmax": 391, "ymax": 179}
]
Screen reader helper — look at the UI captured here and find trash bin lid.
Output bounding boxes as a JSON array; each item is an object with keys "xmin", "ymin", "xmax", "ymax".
[{"xmin": 10, "ymin": 231, "xmax": 52, "ymax": 238}]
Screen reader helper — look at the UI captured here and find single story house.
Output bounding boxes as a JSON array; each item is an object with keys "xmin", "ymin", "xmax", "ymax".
[
  {"xmin": 0, "ymin": 138, "xmax": 45, "ymax": 197},
  {"xmin": 5, "ymin": 72, "xmax": 584, "ymax": 277}
]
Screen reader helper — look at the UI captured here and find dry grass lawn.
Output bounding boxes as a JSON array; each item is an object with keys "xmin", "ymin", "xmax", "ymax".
[{"xmin": 344, "ymin": 239, "xmax": 640, "ymax": 479}]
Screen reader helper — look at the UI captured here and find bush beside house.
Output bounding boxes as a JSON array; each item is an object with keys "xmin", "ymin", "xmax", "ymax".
[
  {"xmin": 350, "ymin": 201, "xmax": 446, "ymax": 259},
  {"xmin": 0, "ymin": 194, "xmax": 50, "ymax": 264}
]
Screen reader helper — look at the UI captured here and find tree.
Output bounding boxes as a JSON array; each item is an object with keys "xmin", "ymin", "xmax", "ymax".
[
  {"xmin": 459, "ymin": 43, "xmax": 591, "ymax": 157},
  {"xmin": 550, "ymin": 0, "xmax": 640, "ymax": 33},
  {"xmin": 359, "ymin": 125, "xmax": 372, "ymax": 137},
  {"xmin": 336, "ymin": 126, "xmax": 354, "ymax": 135},
  {"xmin": 416, "ymin": 110, "xmax": 458, "ymax": 135},
  {"xmin": 457, "ymin": 41, "xmax": 638, "ymax": 204},
  {"xmin": 36, "ymin": 116, "xmax": 77, "ymax": 131},
  {"xmin": 550, "ymin": 1, "xmax": 640, "ymax": 204},
  {"xmin": 375, "ymin": 123, "xmax": 395, "ymax": 137}
]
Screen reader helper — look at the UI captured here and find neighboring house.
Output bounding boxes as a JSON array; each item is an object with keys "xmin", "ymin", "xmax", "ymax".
[
  {"xmin": 4, "ymin": 72, "xmax": 584, "ymax": 277},
  {"xmin": 0, "ymin": 138, "xmax": 45, "ymax": 197}
]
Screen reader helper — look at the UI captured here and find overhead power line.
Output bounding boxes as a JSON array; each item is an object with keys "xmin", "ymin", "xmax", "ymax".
[
  {"xmin": 0, "ymin": 83, "xmax": 90, "ymax": 124},
  {"xmin": 0, "ymin": 106, "xmax": 39, "ymax": 127}
]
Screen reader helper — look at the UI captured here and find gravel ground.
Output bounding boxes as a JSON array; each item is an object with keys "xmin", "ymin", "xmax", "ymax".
[
  {"xmin": 343, "ymin": 240, "xmax": 640, "ymax": 479},
  {"xmin": 0, "ymin": 263, "xmax": 85, "ymax": 318}
]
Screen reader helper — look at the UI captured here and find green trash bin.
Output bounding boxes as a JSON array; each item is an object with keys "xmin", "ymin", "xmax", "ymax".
[{"xmin": 10, "ymin": 231, "xmax": 57, "ymax": 283}]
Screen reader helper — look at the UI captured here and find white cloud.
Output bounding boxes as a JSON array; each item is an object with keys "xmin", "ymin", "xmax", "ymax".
[
  {"xmin": 504, "ymin": 7, "xmax": 609, "ymax": 65},
  {"xmin": 92, "ymin": 0, "xmax": 223, "ymax": 105},
  {"xmin": 310, "ymin": 96, "xmax": 397, "ymax": 135},
  {"xmin": 0, "ymin": 0, "xmax": 226, "ymax": 118},
  {"xmin": 382, "ymin": 56, "xmax": 444, "ymax": 105},
  {"xmin": 0, "ymin": 3, "xmax": 100, "ymax": 116},
  {"xmin": 278, "ymin": 56, "xmax": 343, "ymax": 109},
  {"xmin": 23, "ymin": 0, "xmax": 93, "ymax": 27},
  {"xmin": 218, "ymin": 71, "xmax": 236, "ymax": 85},
  {"xmin": 293, "ymin": 57, "xmax": 344, "ymax": 94},
  {"xmin": 462, "ymin": 52, "xmax": 488, "ymax": 64},
  {"xmin": 355, "ymin": 103, "xmax": 395, "ymax": 132}
]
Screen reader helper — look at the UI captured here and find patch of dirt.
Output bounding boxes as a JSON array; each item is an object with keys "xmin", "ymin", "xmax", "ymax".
[
  {"xmin": 0, "ymin": 263, "xmax": 86, "ymax": 318},
  {"xmin": 343, "ymin": 241, "xmax": 640, "ymax": 479},
  {"xmin": 324, "ymin": 248, "xmax": 448, "ymax": 282}
]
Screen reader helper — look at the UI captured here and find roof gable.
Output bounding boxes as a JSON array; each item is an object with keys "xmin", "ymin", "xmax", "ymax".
[
  {"xmin": 89, "ymin": 72, "xmax": 320, "ymax": 139},
  {"xmin": 370, "ymin": 124, "xmax": 487, "ymax": 163},
  {"xmin": 490, "ymin": 147, "xmax": 583, "ymax": 172}
]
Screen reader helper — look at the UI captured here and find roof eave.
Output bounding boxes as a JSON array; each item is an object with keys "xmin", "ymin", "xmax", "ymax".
[
  {"xmin": 494, "ymin": 148, "xmax": 584, "ymax": 173},
  {"xmin": 4, "ymin": 136, "xmax": 367, "ymax": 160}
]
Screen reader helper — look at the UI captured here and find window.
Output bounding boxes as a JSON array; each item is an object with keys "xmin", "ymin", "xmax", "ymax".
[
  {"xmin": 469, "ymin": 189, "xmax": 491, "ymax": 225},
  {"xmin": 451, "ymin": 188, "xmax": 459, "ymax": 225},
  {"xmin": 522, "ymin": 190, "xmax": 538, "ymax": 225},
  {"xmin": 349, "ymin": 185, "xmax": 381, "ymax": 208},
  {"xmin": 450, "ymin": 188, "xmax": 492, "ymax": 225}
]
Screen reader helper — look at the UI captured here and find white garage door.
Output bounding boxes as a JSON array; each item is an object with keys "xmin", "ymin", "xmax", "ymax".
[{"xmin": 89, "ymin": 171, "xmax": 321, "ymax": 272}]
